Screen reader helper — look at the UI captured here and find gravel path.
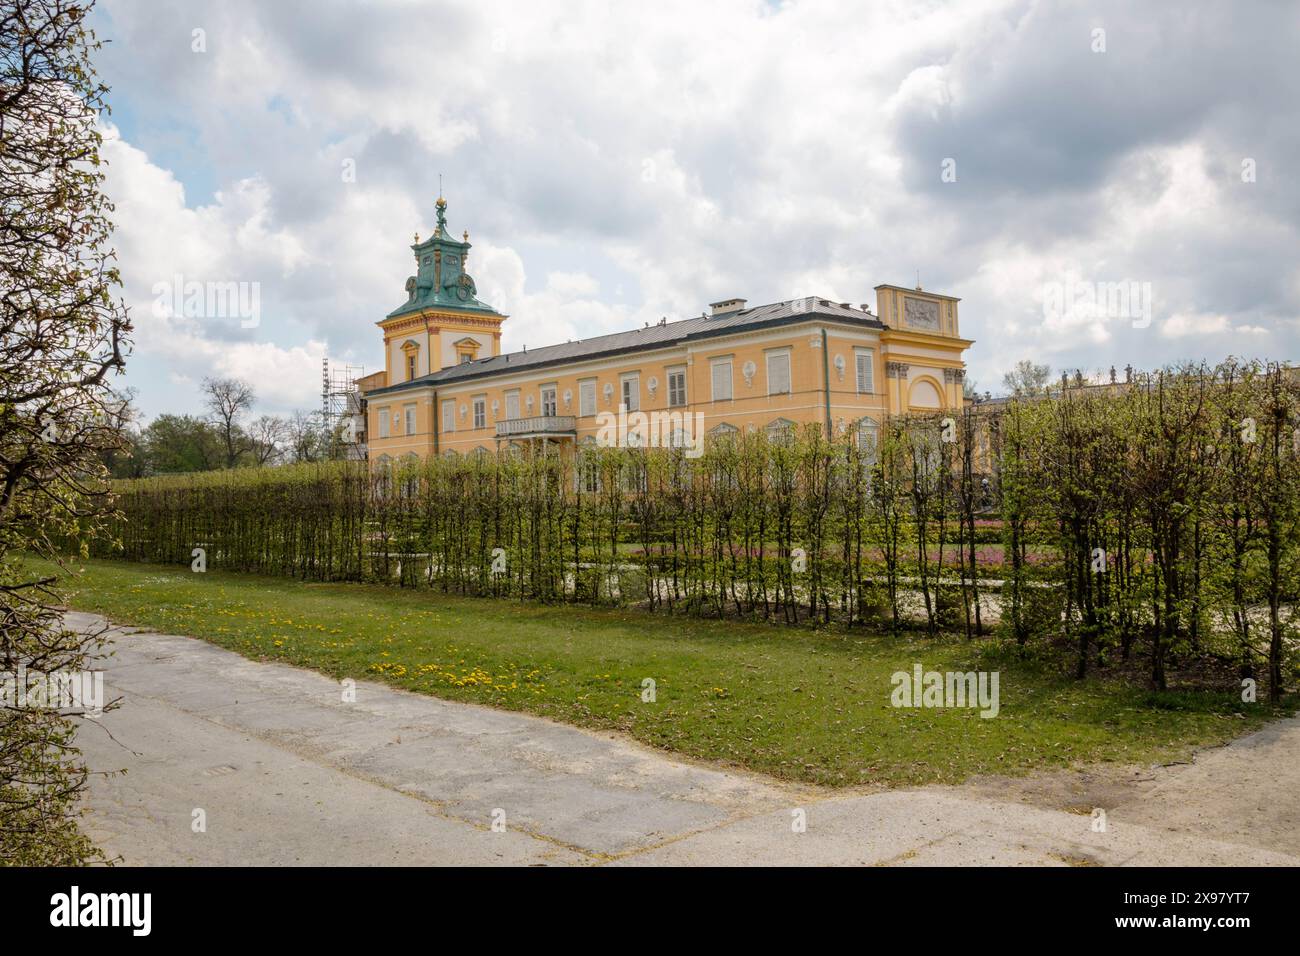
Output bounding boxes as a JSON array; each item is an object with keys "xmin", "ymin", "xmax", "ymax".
[{"xmin": 69, "ymin": 612, "xmax": 1297, "ymax": 866}]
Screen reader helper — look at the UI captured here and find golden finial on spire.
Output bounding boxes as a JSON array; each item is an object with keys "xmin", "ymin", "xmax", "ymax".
[
  {"xmin": 414, "ymin": 231, "xmax": 420, "ymax": 244},
  {"xmin": 434, "ymin": 187, "xmax": 448, "ymax": 236},
  {"xmin": 463, "ymin": 230, "xmax": 469, "ymax": 243}
]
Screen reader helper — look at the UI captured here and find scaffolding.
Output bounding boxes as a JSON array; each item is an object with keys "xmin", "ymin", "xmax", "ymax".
[{"xmin": 321, "ymin": 357, "xmax": 364, "ymax": 455}]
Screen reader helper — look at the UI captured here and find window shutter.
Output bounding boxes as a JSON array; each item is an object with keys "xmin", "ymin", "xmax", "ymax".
[
  {"xmin": 856, "ymin": 351, "xmax": 874, "ymax": 394},
  {"xmin": 667, "ymin": 371, "xmax": 684, "ymax": 406},
  {"xmin": 769, "ymin": 353, "xmax": 791, "ymax": 395},
  {"xmin": 712, "ymin": 362, "xmax": 732, "ymax": 401}
]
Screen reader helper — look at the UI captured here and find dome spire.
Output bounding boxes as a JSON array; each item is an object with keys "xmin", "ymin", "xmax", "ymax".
[{"xmin": 435, "ymin": 197, "xmax": 448, "ymax": 237}]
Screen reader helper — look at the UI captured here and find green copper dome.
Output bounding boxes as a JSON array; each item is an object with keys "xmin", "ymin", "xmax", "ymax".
[{"xmin": 387, "ymin": 196, "xmax": 501, "ymax": 319}]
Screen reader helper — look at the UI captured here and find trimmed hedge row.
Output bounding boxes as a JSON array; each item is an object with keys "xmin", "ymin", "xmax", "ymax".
[{"xmin": 94, "ymin": 360, "xmax": 1300, "ymax": 694}]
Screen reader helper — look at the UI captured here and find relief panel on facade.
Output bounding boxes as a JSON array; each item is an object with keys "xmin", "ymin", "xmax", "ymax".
[{"xmin": 903, "ymin": 296, "xmax": 940, "ymax": 331}]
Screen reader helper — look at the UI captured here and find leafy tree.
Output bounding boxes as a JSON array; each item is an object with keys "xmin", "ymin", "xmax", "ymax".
[
  {"xmin": 286, "ymin": 410, "xmax": 327, "ymax": 462},
  {"xmin": 248, "ymin": 414, "xmax": 288, "ymax": 466},
  {"xmin": 0, "ymin": 0, "xmax": 129, "ymax": 864},
  {"xmin": 98, "ymin": 388, "xmax": 145, "ymax": 478},
  {"xmin": 1254, "ymin": 364, "xmax": 1300, "ymax": 703},
  {"xmin": 1002, "ymin": 359, "xmax": 1052, "ymax": 397},
  {"xmin": 202, "ymin": 376, "xmax": 255, "ymax": 468},
  {"xmin": 139, "ymin": 413, "xmax": 221, "ymax": 473}
]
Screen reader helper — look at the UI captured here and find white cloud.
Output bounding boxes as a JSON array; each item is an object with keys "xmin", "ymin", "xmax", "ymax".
[
  {"xmin": 102, "ymin": 125, "xmax": 342, "ymax": 415},
  {"xmin": 90, "ymin": 0, "xmax": 1300, "ymax": 415},
  {"xmin": 1162, "ymin": 312, "xmax": 1229, "ymax": 338}
]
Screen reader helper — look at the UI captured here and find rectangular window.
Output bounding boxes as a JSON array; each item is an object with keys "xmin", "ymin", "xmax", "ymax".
[
  {"xmin": 472, "ymin": 395, "xmax": 486, "ymax": 430},
  {"xmin": 404, "ymin": 403, "xmax": 417, "ymax": 436},
  {"xmin": 621, "ymin": 373, "xmax": 639, "ymax": 412},
  {"xmin": 504, "ymin": 390, "xmax": 520, "ymax": 420},
  {"xmin": 579, "ymin": 451, "xmax": 600, "ymax": 494},
  {"xmin": 541, "ymin": 385, "xmax": 557, "ymax": 417},
  {"xmin": 711, "ymin": 359, "xmax": 733, "ymax": 402},
  {"xmin": 855, "ymin": 348, "xmax": 875, "ymax": 394},
  {"xmin": 858, "ymin": 419, "xmax": 879, "ymax": 465},
  {"xmin": 623, "ymin": 460, "xmax": 648, "ymax": 493},
  {"xmin": 441, "ymin": 399, "xmax": 455, "ymax": 434},
  {"xmin": 766, "ymin": 350, "xmax": 791, "ymax": 396},
  {"xmin": 377, "ymin": 406, "xmax": 390, "ymax": 439},
  {"xmin": 667, "ymin": 367, "xmax": 687, "ymax": 407},
  {"xmin": 579, "ymin": 379, "xmax": 597, "ymax": 417},
  {"xmin": 406, "ymin": 353, "xmax": 417, "ymax": 381}
]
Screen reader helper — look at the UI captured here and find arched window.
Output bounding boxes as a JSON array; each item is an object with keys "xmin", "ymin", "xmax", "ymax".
[
  {"xmin": 908, "ymin": 379, "xmax": 943, "ymax": 411},
  {"xmin": 766, "ymin": 418, "xmax": 796, "ymax": 445},
  {"xmin": 708, "ymin": 422, "xmax": 738, "ymax": 447}
]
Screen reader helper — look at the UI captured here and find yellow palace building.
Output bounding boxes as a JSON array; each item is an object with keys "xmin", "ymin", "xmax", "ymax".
[{"xmin": 358, "ymin": 197, "xmax": 974, "ymax": 462}]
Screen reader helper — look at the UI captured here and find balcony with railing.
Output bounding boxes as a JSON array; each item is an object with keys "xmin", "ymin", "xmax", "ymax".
[{"xmin": 495, "ymin": 415, "xmax": 577, "ymax": 440}]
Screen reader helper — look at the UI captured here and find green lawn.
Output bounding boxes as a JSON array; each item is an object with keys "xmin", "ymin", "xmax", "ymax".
[{"xmin": 37, "ymin": 557, "xmax": 1287, "ymax": 788}]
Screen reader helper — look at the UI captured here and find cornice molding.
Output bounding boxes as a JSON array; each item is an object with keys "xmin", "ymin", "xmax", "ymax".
[{"xmin": 379, "ymin": 310, "xmax": 507, "ymax": 335}]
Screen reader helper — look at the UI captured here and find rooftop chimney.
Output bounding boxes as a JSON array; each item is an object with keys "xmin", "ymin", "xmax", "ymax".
[{"xmin": 710, "ymin": 298, "xmax": 747, "ymax": 317}]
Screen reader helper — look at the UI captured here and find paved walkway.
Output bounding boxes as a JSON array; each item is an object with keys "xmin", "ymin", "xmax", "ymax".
[{"xmin": 69, "ymin": 612, "xmax": 1298, "ymax": 866}]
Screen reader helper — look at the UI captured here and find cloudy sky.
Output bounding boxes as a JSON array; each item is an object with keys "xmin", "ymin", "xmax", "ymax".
[{"xmin": 90, "ymin": 0, "xmax": 1300, "ymax": 421}]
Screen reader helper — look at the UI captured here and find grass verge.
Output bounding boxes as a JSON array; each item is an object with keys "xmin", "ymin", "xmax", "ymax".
[{"xmin": 37, "ymin": 557, "xmax": 1289, "ymax": 788}]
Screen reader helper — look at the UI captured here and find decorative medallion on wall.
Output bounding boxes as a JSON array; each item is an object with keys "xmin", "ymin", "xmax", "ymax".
[
  {"xmin": 459, "ymin": 404, "xmax": 467, "ymax": 420},
  {"xmin": 491, "ymin": 399, "xmax": 499, "ymax": 416},
  {"xmin": 526, "ymin": 395, "xmax": 534, "ymax": 412},
  {"xmin": 603, "ymin": 382, "xmax": 614, "ymax": 405},
  {"xmin": 833, "ymin": 354, "xmax": 846, "ymax": 381},
  {"xmin": 647, "ymin": 376, "xmax": 658, "ymax": 398},
  {"xmin": 742, "ymin": 361, "xmax": 756, "ymax": 387},
  {"xmin": 563, "ymin": 389, "xmax": 572, "ymax": 410}
]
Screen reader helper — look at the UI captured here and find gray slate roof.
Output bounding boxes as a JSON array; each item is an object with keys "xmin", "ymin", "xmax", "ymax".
[{"xmin": 366, "ymin": 297, "xmax": 885, "ymax": 397}]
